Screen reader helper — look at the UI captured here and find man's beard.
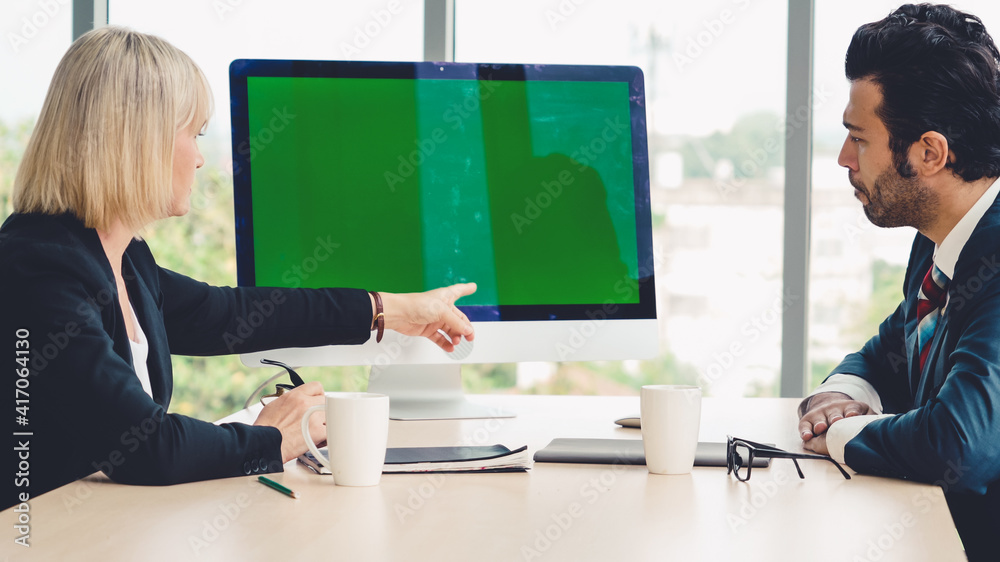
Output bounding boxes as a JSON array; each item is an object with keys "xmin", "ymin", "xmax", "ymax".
[{"xmin": 849, "ymin": 167, "xmax": 938, "ymax": 231}]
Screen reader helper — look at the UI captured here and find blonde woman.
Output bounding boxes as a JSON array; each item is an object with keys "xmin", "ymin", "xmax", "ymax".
[{"xmin": 1, "ymin": 26, "xmax": 475, "ymax": 508}]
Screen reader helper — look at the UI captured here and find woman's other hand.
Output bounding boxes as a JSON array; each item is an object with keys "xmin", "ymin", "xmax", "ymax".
[{"xmin": 254, "ymin": 381, "xmax": 326, "ymax": 463}]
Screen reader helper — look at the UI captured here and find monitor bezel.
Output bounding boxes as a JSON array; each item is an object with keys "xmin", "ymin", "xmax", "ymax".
[{"xmin": 229, "ymin": 59, "xmax": 656, "ymax": 323}]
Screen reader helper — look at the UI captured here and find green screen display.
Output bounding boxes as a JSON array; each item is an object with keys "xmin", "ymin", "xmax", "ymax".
[{"xmin": 246, "ymin": 75, "xmax": 639, "ymax": 306}]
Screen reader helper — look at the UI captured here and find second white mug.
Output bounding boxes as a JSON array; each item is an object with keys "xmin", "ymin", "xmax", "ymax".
[{"xmin": 300, "ymin": 392, "xmax": 390, "ymax": 486}]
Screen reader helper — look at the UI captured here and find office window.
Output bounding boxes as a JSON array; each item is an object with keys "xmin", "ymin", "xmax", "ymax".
[
  {"xmin": 33, "ymin": 2, "xmax": 999, "ymax": 415},
  {"xmin": 109, "ymin": 0, "xmax": 423, "ymax": 194},
  {"xmin": 808, "ymin": 1, "xmax": 1000, "ymax": 389},
  {"xmin": 0, "ymin": 1, "xmax": 72, "ymax": 218},
  {"xmin": 107, "ymin": 1, "xmax": 425, "ymax": 418},
  {"xmin": 457, "ymin": 0, "xmax": 788, "ymax": 398}
]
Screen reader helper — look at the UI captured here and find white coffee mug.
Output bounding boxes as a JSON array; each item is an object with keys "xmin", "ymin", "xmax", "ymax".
[
  {"xmin": 640, "ymin": 385, "xmax": 702, "ymax": 475},
  {"xmin": 300, "ymin": 392, "xmax": 390, "ymax": 486}
]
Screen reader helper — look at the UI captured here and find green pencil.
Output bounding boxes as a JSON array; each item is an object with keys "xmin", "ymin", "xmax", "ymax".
[{"xmin": 258, "ymin": 475, "xmax": 299, "ymax": 499}]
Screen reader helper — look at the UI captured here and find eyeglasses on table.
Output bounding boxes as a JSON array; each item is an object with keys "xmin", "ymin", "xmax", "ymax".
[{"xmin": 727, "ymin": 435, "xmax": 851, "ymax": 481}]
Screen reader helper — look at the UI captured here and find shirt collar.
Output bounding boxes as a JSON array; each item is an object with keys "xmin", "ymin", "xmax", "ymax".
[{"xmin": 934, "ymin": 177, "xmax": 1000, "ymax": 280}]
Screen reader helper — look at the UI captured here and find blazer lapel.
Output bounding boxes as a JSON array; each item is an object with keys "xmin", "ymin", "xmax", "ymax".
[{"xmin": 122, "ymin": 254, "xmax": 172, "ymax": 408}]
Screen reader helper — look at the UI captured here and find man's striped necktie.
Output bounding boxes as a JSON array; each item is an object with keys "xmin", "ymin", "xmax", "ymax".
[{"xmin": 916, "ymin": 263, "xmax": 949, "ymax": 372}]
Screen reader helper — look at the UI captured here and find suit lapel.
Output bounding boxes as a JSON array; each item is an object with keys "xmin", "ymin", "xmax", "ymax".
[
  {"xmin": 904, "ymin": 263, "xmax": 925, "ymax": 405},
  {"xmin": 907, "ymin": 192, "xmax": 1000, "ymax": 406},
  {"xmin": 913, "ymin": 307, "xmax": 950, "ymax": 406}
]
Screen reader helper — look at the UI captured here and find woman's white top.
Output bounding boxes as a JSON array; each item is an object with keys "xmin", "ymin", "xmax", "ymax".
[{"xmin": 128, "ymin": 306, "xmax": 154, "ymax": 399}]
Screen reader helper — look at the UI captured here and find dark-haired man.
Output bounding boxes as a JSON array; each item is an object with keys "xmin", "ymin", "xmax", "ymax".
[{"xmin": 797, "ymin": 4, "xmax": 1000, "ymax": 558}]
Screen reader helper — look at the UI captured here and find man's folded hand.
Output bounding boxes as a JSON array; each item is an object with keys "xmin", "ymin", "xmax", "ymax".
[{"xmin": 798, "ymin": 391, "xmax": 872, "ymax": 451}]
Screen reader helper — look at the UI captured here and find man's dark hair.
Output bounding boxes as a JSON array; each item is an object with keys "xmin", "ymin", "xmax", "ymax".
[{"xmin": 846, "ymin": 3, "xmax": 1000, "ymax": 182}]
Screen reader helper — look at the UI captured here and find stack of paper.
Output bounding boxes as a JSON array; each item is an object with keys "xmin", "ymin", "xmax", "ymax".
[{"xmin": 299, "ymin": 444, "xmax": 532, "ymax": 475}]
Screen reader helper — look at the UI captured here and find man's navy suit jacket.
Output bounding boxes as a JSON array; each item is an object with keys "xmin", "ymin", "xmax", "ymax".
[
  {"xmin": 832, "ymin": 194, "xmax": 1000, "ymax": 551},
  {"xmin": 2, "ymin": 213, "xmax": 372, "ymax": 509}
]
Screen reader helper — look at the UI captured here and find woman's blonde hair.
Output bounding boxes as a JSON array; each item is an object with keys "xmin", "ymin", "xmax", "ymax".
[{"xmin": 12, "ymin": 26, "xmax": 212, "ymax": 232}]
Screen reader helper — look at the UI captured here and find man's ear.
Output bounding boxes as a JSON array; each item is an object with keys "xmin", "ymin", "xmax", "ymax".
[{"xmin": 908, "ymin": 131, "xmax": 951, "ymax": 176}]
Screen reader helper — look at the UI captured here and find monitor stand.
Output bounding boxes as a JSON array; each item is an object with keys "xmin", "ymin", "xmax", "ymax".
[{"xmin": 366, "ymin": 364, "xmax": 516, "ymax": 421}]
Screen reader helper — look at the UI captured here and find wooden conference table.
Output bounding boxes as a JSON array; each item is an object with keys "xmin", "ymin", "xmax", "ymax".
[{"xmin": 3, "ymin": 396, "xmax": 964, "ymax": 561}]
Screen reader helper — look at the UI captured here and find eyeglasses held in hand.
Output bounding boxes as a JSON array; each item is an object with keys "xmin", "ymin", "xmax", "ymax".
[
  {"xmin": 243, "ymin": 358, "xmax": 307, "ymax": 409},
  {"xmin": 726, "ymin": 435, "xmax": 851, "ymax": 482}
]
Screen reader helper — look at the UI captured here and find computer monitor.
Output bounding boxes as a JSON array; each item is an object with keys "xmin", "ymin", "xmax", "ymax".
[{"xmin": 229, "ymin": 59, "xmax": 657, "ymax": 420}]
